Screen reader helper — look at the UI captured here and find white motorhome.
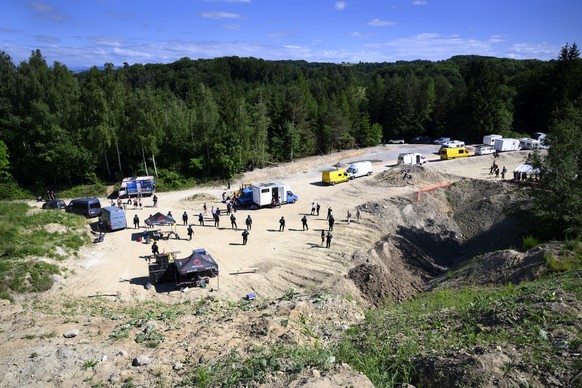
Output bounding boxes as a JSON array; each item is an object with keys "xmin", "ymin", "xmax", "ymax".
[
  {"xmin": 494, "ymin": 138, "xmax": 521, "ymax": 152},
  {"xmin": 397, "ymin": 153, "xmax": 427, "ymax": 165},
  {"xmin": 441, "ymin": 140, "xmax": 465, "ymax": 148},
  {"xmin": 474, "ymin": 145, "xmax": 495, "ymax": 156},
  {"xmin": 251, "ymin": 183, "xmax": 298, "ymax": 208},
  {"xmin": 346, "ymin": 161, "xmax": 373, "ymax": 179},
  {"xmin": 519, "ymin": 138, "xmax": 541, "ymax": 150},
  {"xmin": 483, "ymin": 134, "xmax": 502, "ymax": 146}
]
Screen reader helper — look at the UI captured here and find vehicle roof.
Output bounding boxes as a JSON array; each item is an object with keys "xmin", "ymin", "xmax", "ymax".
[{"xmin": 70, "ymin": 197, "xmax": 100, "ymax": 204}]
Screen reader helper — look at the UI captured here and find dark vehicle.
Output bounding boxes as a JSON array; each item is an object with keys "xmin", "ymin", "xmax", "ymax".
[
  {"xmin": 42, "ymin": 199, "xmax": 66, "ymax": 210},
  {"xmin": 411, "ymin": 136, "xmax": 432, "ymax": 144},
  {"xmin": 148, "ymin": 248, "xmax": 219, "ymax": 290},
  {"xmin": 65, "ymin": 197, "xmax": 102, "ymax": 218}
]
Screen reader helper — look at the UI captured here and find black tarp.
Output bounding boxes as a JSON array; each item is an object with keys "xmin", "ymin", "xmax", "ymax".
[{"xmin": 145, "ymin": 212, "xmax": 176, "ymax": 227}]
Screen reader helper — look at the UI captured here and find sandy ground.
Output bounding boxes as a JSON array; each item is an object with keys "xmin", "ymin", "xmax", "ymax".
[{"xmin": 36, "ymin": 146, "xmax": 530, "ymax": 304}]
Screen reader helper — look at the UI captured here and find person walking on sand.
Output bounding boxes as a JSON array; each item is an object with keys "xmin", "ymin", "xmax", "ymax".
[
  {"xmin": 347, "ymin": 210, "xmax": 352, "ymax": 225},
  {"xmin": 301, "ymin": 215, "xmax": 309, "ymax": 231},
  {"xmin": 501, "ymin": 166, "xmax": 507, "ymax": 180},
  {"xmin": 326, "ymin": 232, "xmax": 333, "ymax": 248},
  {"xmin": 327, "ymin": 206, "xmax": 332, "ymax": 221},
  {"xmin": 321, "ymin": 230, "xmax": 325, "ymax": 246},
  {"xmin": 242, "ymin": 229, "xmax": 249, "ymax": 245},
  {"xmin": 153, "ymin": 195, "xmax": 158, "ymax": 208},
  {"xmin": 133, "ymin": 214, "xmax": 140, "ymax": 229},
  {"xmin": 316, "ymin": 203, "xmax": 320, "ymax": 216},
  {"xmin": 187, "ymin": 225, "xmax": 193, "ymax": 241},
  {"xmin": 214, "ymin": 212, "xmax": 220, "ymax": 227},
  {"xmin": 230, "ymin": 213, "xmax": 237, "ymax": 229},
  {"xmin": 198, "ymin": 212, "xmax": 205, "ymax": 226},
  {"xmin": 203, "ymin": 202, "xmax": 207, "ymax": 215},
  {"xmin": 311, "ymin": 202, "xmax": 316, "ymax": 215},
  {"xmin": 246, "ymin": 215, "xmax": 252, "ymax": 230},
  {"xmin": 182, "ymin": 211, "xmax": 188, "ymax": 226},
  {"xmin": 328, "ymin": 214, "xmax": 335, "ymax": 231},
  {"xmin": 279, "ymin": 216, "xmax": 286, "ymax": 232}
]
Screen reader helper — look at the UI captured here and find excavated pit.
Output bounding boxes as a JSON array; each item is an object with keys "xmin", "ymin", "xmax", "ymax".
[{"xmin": 349, "ymin": 167, "xmax": 535, "ymax": 306}]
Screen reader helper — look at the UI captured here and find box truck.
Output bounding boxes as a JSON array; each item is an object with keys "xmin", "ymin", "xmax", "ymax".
[
  {"xmin": 322, "ymin": 168, "xmax": 350, "ymax": 185},
  {"xmin": 483, "ymin": 134, "xmax": 502, "ymax": 146},
  {"xmin": 118, "ymin": 176, "xmax": 155, "ymax": 198},
  {"xmin": 494, "ymin": 138, "xmax": 521, "ymax": 152},
  {"xmin": 397, "ymin": 153, "xmax": 427, "ymax": 165},
  {"xmin": 346, "ymin": 161, "xmax": 373, "ymax": 179},
  {"xmin": 247, "ymin": 183, "xmax": 298, "ymax": 209}
]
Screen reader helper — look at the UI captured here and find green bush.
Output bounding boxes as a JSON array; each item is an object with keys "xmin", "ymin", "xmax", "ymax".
[{"xmin": 522, "ymin": 235, "xmax": 539, "ymax": 250}]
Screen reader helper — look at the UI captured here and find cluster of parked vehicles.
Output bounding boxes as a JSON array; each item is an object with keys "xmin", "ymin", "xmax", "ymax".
[{"xmin": 322, "ymin": 161, "xmax": 373, "ymax": 185}]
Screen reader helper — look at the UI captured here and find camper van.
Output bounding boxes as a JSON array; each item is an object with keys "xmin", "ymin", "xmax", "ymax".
[
  {"xmin": 66, "ymin": 197, "xmax": 102, "ymax": 218},
  {"xmin": 519, "ymin": 138, "xmax": 541, "ymax": 150},
  {"xmin": 251, "ymin": 183, "xmax": 298, "ymax": 208},
  {"xmin": 346, "ymin": 161, "xmax": 373, "ymax": 179},
  {"xmin": 397, "ymin": 153, "xmax": 427, "ymax": 165},
  {"xmin": 494, "ymin": 138, "xmax": 521, "ymax": 152},
  {"xmin": 322, "ymin": 168, "xmax": 350, "ymax": 185},
  {"xmin": 483, "ymin": 134, "xmax": 503, "ymax": 146},
  {"xmin": 474, "ymin": 145, "xmax": 496, "ymax": 156},
  {"xmin": 440, "ymin": 147, "xmax": 470, "ymax": 160},
  {"xmin": 99, "ymin": 206, "xmax": 127, "ymax": 231}
]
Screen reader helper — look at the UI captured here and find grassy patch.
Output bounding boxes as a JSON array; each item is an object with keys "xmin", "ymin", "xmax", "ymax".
[
  {"xmin": 0, "ymin": 202, "xmax": 90, "ymax": 300},
  {"xmin": 335, "ymin": 270, "xmax": 582, "ymax": 387},
  {"xmin": 522, "ymin": 235, "xmax": 539, "ymax": 250}
]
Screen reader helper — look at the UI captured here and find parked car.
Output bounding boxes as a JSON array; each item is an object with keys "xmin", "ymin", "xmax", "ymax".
[
  {"xmin": 441, "ymin": 140, "xmax": 465, "ymax": 148},
  {"xmin": 387, "ymin": 139, "xmax": 405, "ymax": 144},
  {"xmin": 433, "ymin": 137, "xmax": 451, "ymax": 145},
  {"xmin": 411, "ymin": 136, "xmax": 432, "ymax": 144},
  {"xmin": 474, "ymin": 145, "xmax": 496, "ymax": 155},
  {"xmin": 42, "ymin": 199, "xmax": 67, "ymax": 209}
]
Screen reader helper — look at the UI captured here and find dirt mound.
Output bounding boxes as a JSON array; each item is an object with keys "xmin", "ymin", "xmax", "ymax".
[{"xmin": 375, "ymin": 164, "xmax": 455, "ymax": 187}]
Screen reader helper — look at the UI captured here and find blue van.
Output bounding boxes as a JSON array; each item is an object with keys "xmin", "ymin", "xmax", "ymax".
[
  {"xmin": 66, "ymin": 197, "xmax": 102, "ymax": 218},
  {"xmin": 99, "ymin": 206, "xmax": 127, "ymax": 231}
]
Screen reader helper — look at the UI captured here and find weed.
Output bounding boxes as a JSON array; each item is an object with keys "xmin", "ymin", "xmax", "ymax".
[
  {"xmin": 522, "ymin": 235, "xmax": 539, "ymax": 250},
  {"xmin": 29, "ymin": 352, "xmax": 39, "ymax": 358},
  {"xmin": 82, "ymin": 360, "xmax": 98, "ymax": 370}
]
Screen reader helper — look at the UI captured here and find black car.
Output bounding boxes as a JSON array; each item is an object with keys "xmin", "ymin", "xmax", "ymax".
[
  {"xmin": 411, "ymin": 136, "xmax": 432, "ymax": 144},
  {"xmin": 42, "ymin": 199, "xmax": 67, "ymax": 209}
]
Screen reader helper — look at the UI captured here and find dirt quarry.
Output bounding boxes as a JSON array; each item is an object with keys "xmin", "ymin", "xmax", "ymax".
[{"xmin": 0, "ymin": 146, "xmax": 546, "ymax": 387}]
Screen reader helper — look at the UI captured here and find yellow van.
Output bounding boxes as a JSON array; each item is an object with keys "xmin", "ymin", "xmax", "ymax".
[
  {"xmin": 322, "ymin": 168, "xmax": 350, "ymax": 185},
  {"xmin": 440, "ymin": 147, "xmax": 470, "ymax": 160}
]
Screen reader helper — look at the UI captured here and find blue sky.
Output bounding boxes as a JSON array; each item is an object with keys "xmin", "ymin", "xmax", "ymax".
[{"xmin": 1, "ymin": 0, "xmax": 580, "ymax": 68}]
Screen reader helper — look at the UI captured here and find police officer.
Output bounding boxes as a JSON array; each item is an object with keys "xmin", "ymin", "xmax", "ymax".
[
  {"xmin": 245, "ymin": 215, "xmax": 252, "ymax": 230},
  {"xmin": 182, "ymin": 211, "xmax": 188, "ymax": 226},
  {"xmin": 133, "ymin": 214, "xmax": 140, "ymax": 229},
  {"xmin": 242, "ymin": 229, "xmax": 249, "ymax": 245},
  {"xmin": 279, "ymin": 216, "xmax": 286, "ymax": 232},
  {"xmin": 301, "ymin": 215, "xmax": 308, "ymax": 231}
]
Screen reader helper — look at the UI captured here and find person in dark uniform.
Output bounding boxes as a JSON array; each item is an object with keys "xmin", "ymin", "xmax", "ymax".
[
  {"xmin": 151, "ymin": 241, "xmax": 160, "ymax": 256},
  {"xmin": 279, "ymin": 216, "xmax": 286, "ymax": 232},
  {"xmin": 153, "ymin": 195, "xmax": 158, "ymax": 207},
  {"xmin": 321, "ymin": 230, "xmax": 325, "ymax": 245},
  {"xmin": 326, "ymin": 232, "xmax": 333, "ymax": 248},
  {"xmin": 245, "ymin": 215, "xmax": 252, "ymax": 230},
  {"xmin": 198, "ymin": 212, "xmax": 204, "ymax": 226},
  {"xmin": 301, "ymin": 215, "xmax": 308, "ymax": 231},
  {"xmin": 187, "ymin": 225, "xmax": 193, "ymax": 240},
  {"xmin": 182, "ymin": 211, "xmax": 188, "ymax": 226},
  {"xmin": 242, "ymin": 229, "xmax": 249, "ymax": 245},
  {"xmin": 327, "ymin": 206, "xmax": 332, "ymax": 220},
  {"xmin": 214, "ymin": 212, "xmax": 220, "ymax": 227},
  {"xmin": 133, "ymin": 214, "xmax": 140, "ymax": 229},
  {"xmin": 230, "ymin": 214, "xmax": 237, "ymax": 229},
  {"xmin": 316, "ymin": 203, "xmax": 321, "ymax": 216},
  {"xmin": 328, "ymin": 215, "xmax": 335, "ymax": 231}
]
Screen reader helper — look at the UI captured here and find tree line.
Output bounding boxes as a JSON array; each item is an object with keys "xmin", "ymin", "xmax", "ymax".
[{"xmin": 0, "ymin": 45, "xmax": 580, "ymax": 196}]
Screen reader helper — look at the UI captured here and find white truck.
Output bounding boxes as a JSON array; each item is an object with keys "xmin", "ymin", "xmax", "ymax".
[
  {"xmin": 250, "ymin": 183, "xmax": 298, "ymax": 209},
  {"xmin": 483, "ymin": 134, "xmax": 502, "ymax": 146},
  {"xmin": 494, "ymin": 138, "xmax": 521, "ymax": 152},
  {"xmin": 346, "ymin": 161, "xmax": 373, "ymax": 179},
  {"xmin": 397, "ymin": 153, "xmax": 427, "ymax": 165},
  {"xmin": 118, "ymin": 176, "xmax": 155, "ymax": 198}
]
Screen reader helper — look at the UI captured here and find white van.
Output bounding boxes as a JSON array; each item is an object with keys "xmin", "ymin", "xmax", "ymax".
[
  {"xmin": 397, "ymin": 153, "xmax": 427, "ymax": 165},
  {"xmin": 346, "ymin": 161, "xmax": 373, "ymax": 179},
  {"xmin": 441, "ymin": 140, "xmax": 465, "ymax": 148},
  {"xmin": 483, "ymin": 134, "xmax": 502, "ymax": 146}
]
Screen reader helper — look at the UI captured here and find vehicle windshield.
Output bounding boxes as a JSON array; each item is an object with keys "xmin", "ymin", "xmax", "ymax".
[{"xmin": 347, "ymin": 168, "xmax": 356, "ymax": 173}]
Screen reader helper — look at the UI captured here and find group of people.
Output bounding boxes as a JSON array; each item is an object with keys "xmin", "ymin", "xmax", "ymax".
[
  {"xmin": 46, "ymin": 190, "xmax": 57, "ymax": 200},
  {"xmin": 489, "ymin": 161, "xmax": 507, "ymax": 180}
]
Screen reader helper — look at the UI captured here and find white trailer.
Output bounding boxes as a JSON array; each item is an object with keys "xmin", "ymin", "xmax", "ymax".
[
  {"xmin": 251, "ymin": 183, "xmax": 298, "ymax": 208},
  {"xmin": 483, "ymin": 134, "xmax": 502, "ymax": 146},
  {"xmin": 494, "ymin": 138, "xmax": 521, "ymax": 152},
  {"xmin": 397, "ymin": 153, "xmax": 427, "ymax": 165},
  {"xmin": 519, "ymin": 138, "xmax": 541, "ymax": 150}
]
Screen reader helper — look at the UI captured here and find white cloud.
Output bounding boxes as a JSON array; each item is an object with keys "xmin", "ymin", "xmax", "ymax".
[
  {"xmin": 90, "ymin": 37, "xmax": 123, "ymax": 47},
  {"xmin": 335, "ymin": 2, "xmax": 347, "ymax": 10},
  {"xmin": 507, "ymin": 42, "xmax": 558, "ymax": 59},
  {"xmin": 200, "ymin": 11, "xmax": 242, "ymax": 20},
  {"xmin": 28, "ymin": 1, "xmax": 68, "ymax": 21},
  {"xmin": 35, "ymin": 35, "xmax": 59, "ymax": 43},
  {"xmin": 224, "ymin": 24, "xmax": 241, "ymax": 30},
  {"xmin": 412, "ymin": 0, "xmax": 427, "ymax": 5},
  {"xmin": 367, "ymin": 18, "xmax": 396, "ymax": 27}
]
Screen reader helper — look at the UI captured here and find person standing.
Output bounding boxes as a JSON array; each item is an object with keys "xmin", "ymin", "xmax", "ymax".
[
  {"xmin": 321, "ymin": 230, "xmax": 325, "ymax": 246},
  {"xmin": 139, "ymin": 199, "xmax": 143, "ymax": 209},
  {"xmin": 198, "ymin": 212, "xmax": 205, "ymax": 226},
  {"xmin": 242, "ymin": 229, "xmax": 249, "ymax": 245},
  {"xmin": 328, "ymin": 215, "xmax": 335, "ymax": 231},
  {"xmin": 311, "ymin": 202, "xmax": 316, "ymax": 215},
  {"xmin": 326, "ymin": 232, "xmax": 333, "ymax": 248},
  {"xmin": 214, "ymin": 212, "xmax": 220, "ymax": 227},
  {"xmin": 316, "ymin": 203, "xmax": 321, "ymax": 216},
  {"xmin": 153, "ymin": 195, "xmax": 158, "ymax": 208},
  {"xmin": 245, "ymin": 215, "xmax": 252, "ymax": 230},
  {"xmin": 301, "ymin": 215, "xmax": 309, "ymax": 231},
  {"xmin": 151, "ymin": 241, "xmax": 160, "ymax": 256},
  {"xmin": 230, "ymin": 213, "xmax": 237, "ymax": 229},
  {"xmin": 327, "ymin": 206, "xmax": 332, "ymax": 220},
  {"xmin": 182, "ymin": 211, "xmax": 188, "ymax": 226},
  {"xmin": 347, "ymin": 211, "xmax": 352, "ymax": 225},
  {"xmin": 211, "ymin": 206, "xmax": 215, "ymax": 217},
  {"xmin": 187, "ymin": 225, "xmax": 194, "ymax": 241},
  {"xmin": 133, "ymin": 214, "xmax": 140, "ymax": 229},
  {"xmin": 279, "ymin": 216, "xmax": 286, "ymax": 232},
  {"xmin": 203, "ymin": 202, "xmax": 207, "ymax": 215},
  {"xmin": 501, "ymin": 166, "xmax": 507, "ymax": 180}
]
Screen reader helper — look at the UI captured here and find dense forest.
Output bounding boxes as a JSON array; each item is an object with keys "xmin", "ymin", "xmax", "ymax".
[{"xmin": 0, "ymin": 44, "xmax": 580, "ymax": 193}]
